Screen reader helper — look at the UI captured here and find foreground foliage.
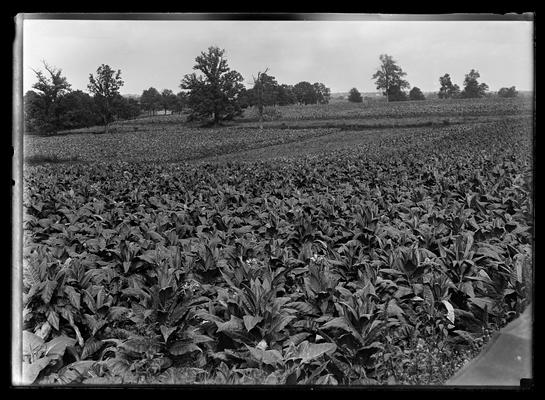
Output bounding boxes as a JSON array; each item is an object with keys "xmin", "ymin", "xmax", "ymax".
[{"xmin": 22, "ymin": 117, "xmax": 533, "ymax": 384}]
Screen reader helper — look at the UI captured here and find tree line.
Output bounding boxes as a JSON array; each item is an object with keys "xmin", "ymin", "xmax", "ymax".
[
  {"xmin": 24, "ymin": 48, "xmax": 521, "ymax": 135},
  {"xmin": 347, "ymin": 54, "xmax": 519, "ymax": 103},
  {"xmin": 24, "ymin": 47, "xmax": 332, "ymax": 134}
]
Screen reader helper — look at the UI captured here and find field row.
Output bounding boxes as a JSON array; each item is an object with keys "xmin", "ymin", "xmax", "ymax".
[{"xmin": 24, "ymin": 127, "xmax": 338, "ymax": 164}]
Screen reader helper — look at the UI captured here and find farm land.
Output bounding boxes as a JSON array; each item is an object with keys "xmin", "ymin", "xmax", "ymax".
[{"xmin": 21, "ymin": 96, "xmax": 534, "ymax": 384}]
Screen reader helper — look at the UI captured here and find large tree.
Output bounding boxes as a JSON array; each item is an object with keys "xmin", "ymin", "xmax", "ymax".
[
  {"xmin": 181, "ymin": 46, "xmax": 245, "ymax": 125},
  {"xmin": 438, "ymin": 73, "xmax": 460, "ymax": 99},
  {"xmin": 87, "ymin": 64, "xmax": 124, "ymax": 132},
  {"xmin": 461, "ymin": 69, "xmax": 489, "ymax": 99},
  {"xmin": 348, "ymin": 88, "xmax": 363, "ymax": 103},
  {"xmin": 372, "ymin": 54, "xmax": 410, "ymax": 102},
  {"xmin": 25, "ymin": 62, "xmax": 72, "ymax": 134}
]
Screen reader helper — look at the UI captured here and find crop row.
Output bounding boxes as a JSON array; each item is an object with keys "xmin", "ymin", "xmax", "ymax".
[{"xmin": 24, "ymin": 127, "xmax": 338, "ymax": 164}]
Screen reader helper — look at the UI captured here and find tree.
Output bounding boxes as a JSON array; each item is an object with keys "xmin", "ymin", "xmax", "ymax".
[
  {"xmin": 173, "ymin": 92, "xmax": 188, "ymax": 114},
  {"xmin": 25, "ymin": 62, "xmax": 72, "ymax": 134},
  {"xmin": 438, "ymin": 74, "xmax": 460, "ymax": 99},
  {"xmin": 498, "ymin": 86, "xmax": 518, "ymax": 98},
  {"xmin": 252, "ymin": 68, "xmax": 268, "ymax": 129},
  {"xmin": 313, "ymin": 82, "xmax": 331, "ymax": 104},
  {"xmin": 372, "ymin": 54, "xmax": 410, "ymax": 102},
  {"xmin": 141, "ymin": 87, "xmax": 162, "ymax": 116},
  {"xmin": 387, "ymin": 85, "xmax": 409, "ymax": 101},
  {"xmin": 24, "ymin": 91, "xmax": 46, "ymax": 134},
  {"xmin": 277, "ymin": 84, "xmax": 297, "ymax": 106},
  {"xmin": 57, "ymin": 90, "xmax": 102, "ymax": 129},
  {"xmin": 348, "ymin": 88, "xmax": 363, "ymax": 103},
  {"xmin": 87, "ymin": 64, "xmax": 124, "ymax": 132},
  {"xmin": 293, "ymin": 81, "xmax": 317, "ymax": 105},
  {"xmin": 113, "ymin": 96, "xmax": 141, "ymax": 120},
  {"xmin": 409, "ymin": 87, "xmax": 426, "ymax": 101},
  {"xmin": 181, "ymin": 46, "xmax": 245, "ymax": 125},
  {"xmin": 160, "ymin": 89, "xmax": 178, "ymax": 114},
  {"xmin": 253, "ymin": 72, "xmax": 279, "ymax": 106},
  {"xmin": 461, "ymin": 69, "xmax": 489, "ymax": 99}
]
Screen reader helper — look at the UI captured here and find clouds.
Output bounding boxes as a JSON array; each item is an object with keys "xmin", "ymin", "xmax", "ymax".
[{"xmin": 22, "ymin": 18, "xmax": 534, "ymax": 95}]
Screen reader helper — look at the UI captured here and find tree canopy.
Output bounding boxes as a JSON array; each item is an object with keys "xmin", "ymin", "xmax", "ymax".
[
  {"xmin": 88, "ymin": 64, "xmax": 124, "ymax": 131},
  {"xmin": 438, "ymin": 74, "xmax": 461, "ymax": 99},
  {"xmin": 181, "ymin": 46, "xmax": 245, "ymax": 125},
  {"xmin": 498, "ymin": 86, "xmax": 518, "ymax": 98},
  {"xmin": 25, "ymin": 62, "xmax": 72, "ymax": 134},
  {"xmin": 141, "ymin": 87, "xmax": 162, "ymax": 115},
  {"xmin": 372, "ymin": 54, "xmax": 410, "ymax": 102},
  {"xmin": 461, "ymin": 69, "xmax": 489, "ymax": 99},
  {"xmin": 409, "ymin": 87, "xmax": 426, "ymax": 101},
  {"xmin": 348, "ymin": 88, "xmax": 363, "ymax": 103},
  {"xmin": 160, "ymin": 89, "xmax": 178, "ymax": 114}
]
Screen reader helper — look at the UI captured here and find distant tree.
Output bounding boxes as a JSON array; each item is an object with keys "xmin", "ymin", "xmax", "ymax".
[
  {"xmin": 181, "ymin": 46, "xmax": 245, "ymax": 125},
  {"xmin": 173, "ymin": 91, "xmax": 188, "ymax": 114},
  {"xmin": 113, "ymin": 95, "xmax": 141, "ymax": 120},
  {"xmin": 461, "ymin": 69, "xmax": 489, "ymax": 99},
  {"xmin": 236, "ymin": 87, "xmax": 252, "ymax": 109},
  {"xmin": 438, "ymin": 74, "xmax": 460, "ymax": 99},
  {"xmin": 57, "ymin": 90, "xmax": 102, "ymax": 129},
  {"xmin": 88, "ymin": 64, "xmax": 124, "ymax": 133},
  {"xmin": 372, "ymin": 54, "xmax": 410, "ymax": 102},
  {"xmin": 498, "ymin": 86, "xmax": 518, "ymax": 98},
  {"xmin": 25, "ymin": 61, "xmax": 72, "ymax": 134},
  {"xmin": 277, "ymin": 84, "xmax": 297, "ymax": 106},
  {"xmin": 252, "ymin": 68, "xmax": 272, "ymax": 129},
  {"xmin": 409, "ymin": 87, "xmax": 426, "ymax": 100},
  {"xmin": 348, "ymin": 87, "xmax": 363, "ymax": 103},
  {"xmin": 387, "ymin": 84, "xmax": 409, "ymax": 101},
  {"xmin": 313, "ymin": 82, "xmax": 331, "ymax": 104},
  {"xmin": 257, "ymin": 72, "xmax": 280, "ymax": 106},
  {"xmin": 293, "ymin": 81, "xmax": 317, "ymax": 105},
  {"xmin": 140, "ymin": 87, "xmax": 162, "ymax": 116},
  {"xmin": 160, "ymin": 89, "xmax": 178, "ymax": 114}
]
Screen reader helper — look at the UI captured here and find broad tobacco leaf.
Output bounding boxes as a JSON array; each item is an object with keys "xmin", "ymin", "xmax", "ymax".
[{"xmin": 287, "ymin": 341, "xmax": 337, "ymax": 364}]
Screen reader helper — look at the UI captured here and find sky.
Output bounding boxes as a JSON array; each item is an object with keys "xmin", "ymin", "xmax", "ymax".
[{"xmin": 21, "ymin": 17, "xmax": 534, "ymax": 96}]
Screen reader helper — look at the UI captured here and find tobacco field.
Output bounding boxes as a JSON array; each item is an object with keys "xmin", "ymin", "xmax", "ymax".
[{"xmin": 21, "ymin": 113, "xmax": 533, "ymax": 385}]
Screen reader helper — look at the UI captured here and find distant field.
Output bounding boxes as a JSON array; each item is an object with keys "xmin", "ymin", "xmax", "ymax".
[
  {"xmin": 240, "ymin": 96, "xmax": 533, "ymax": 122},
  {"xmin": 24, "ymin": 97, "xmax": 533, "ymax": 165}
]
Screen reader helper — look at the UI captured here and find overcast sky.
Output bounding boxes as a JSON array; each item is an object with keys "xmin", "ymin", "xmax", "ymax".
[{"xmin": 21, "ymin": 17, "xmax": 534, "ymax": 95}]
